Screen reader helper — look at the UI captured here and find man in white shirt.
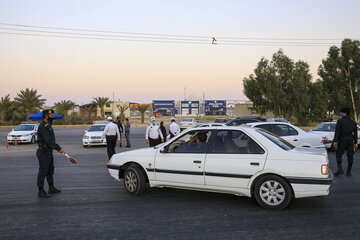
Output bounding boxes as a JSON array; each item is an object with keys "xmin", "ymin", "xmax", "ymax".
[
  {"xmin": 169, "ymin": 117, "xmax": 181, "ymax": 139},
  {"xmin": 101, "ymin": 116, "xmax": 121, "ymax": 160},
  {"xmin": 146, "ymin": 117, "xmax": 164, "ymax": 147}
]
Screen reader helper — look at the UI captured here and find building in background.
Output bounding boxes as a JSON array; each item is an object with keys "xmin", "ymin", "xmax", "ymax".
[
  {"xmin": 180, "ymin": 100, "xmax": 200, "ymax": 115},
  {"xmin": 204, "ymin": 100, "xmax": 226, "ymax": 116},
  {"xmin": 234, "ymin": 102, "xmax": 274, "ymax": 118},
  {"xmin": 80, "ymin": 103, "xmax": 97, "ymax": 118},
  {"xmin": 226, "ymin": 100, "xmax": 245, "ymax": 116},
  {"xmin": 152, "ymin": 100, "xmax": 176, "ymax": 116},
  {"xmin": 97, "ymin": 101, "xmax": 130, "ymax": 118}
]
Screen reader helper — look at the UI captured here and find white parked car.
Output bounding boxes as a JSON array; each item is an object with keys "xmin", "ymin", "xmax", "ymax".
[
  {"xmin": 309, "ymin": 122, "xmax": 360, "ymax": 150},
  {"xmin": 246, "ymin": 122, "xmax": 327, "ymax": 148},
  {"xmin": 107, "ymin": 126, "xmax": 332, "ymax": 209},
  {"xmin": 179, "ymin": 118, "xmax": 198, "ymax": 130},
  {"xmin": 82, "ymin": 123, "xmax": 107, "ymax": 147},
  {"xmin": 267, "ymin": 118, "xmax": 290, "ymax": 123},
  {"xmin": 7, "ymin": 123, "xmax": 39, "ymax": 144}
]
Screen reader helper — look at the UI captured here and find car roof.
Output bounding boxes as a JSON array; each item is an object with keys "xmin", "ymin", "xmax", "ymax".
[{"xmin": 246, "ymin": 122, "xmax": 291, "ymax": 126}]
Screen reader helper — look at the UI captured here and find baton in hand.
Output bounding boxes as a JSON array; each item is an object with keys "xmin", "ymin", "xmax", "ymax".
[{"xmin": 63, "ymin": 153, "xmax": 78, "ymax": 165}]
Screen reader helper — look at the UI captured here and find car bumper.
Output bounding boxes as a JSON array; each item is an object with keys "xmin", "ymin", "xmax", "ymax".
[
  {"xmin": 288, "ymin": 171, "xmax": 333, "ymax": 198},
  {"xmin": 7, "ymin": 136, "xmax": 32, "ymax": 143},
  {"xmin": 82, "ymin": 139, "xmax": 107, "ymax": 146},
  {"xmin": 107, "ymin": 164, "xmax": 121, "ymax": 180}
]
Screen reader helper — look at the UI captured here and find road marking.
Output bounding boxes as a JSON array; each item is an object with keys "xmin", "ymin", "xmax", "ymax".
[{"xmin": 62, "ymin": 186, "xmax": 122, "ymax": 190}]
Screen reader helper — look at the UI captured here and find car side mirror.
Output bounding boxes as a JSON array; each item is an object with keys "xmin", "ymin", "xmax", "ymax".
[{"xmin": 12, "ymin": 128, "xmax": 14, "ymax": 131}]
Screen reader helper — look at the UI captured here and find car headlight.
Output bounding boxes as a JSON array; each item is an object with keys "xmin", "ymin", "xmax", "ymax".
[
  {"xmin": 23, "ymin": 134, "xmax": 31, "ymax": 137},
  {"xmin": 83, "ymin": 135, "xmax": 90, "ymax": 139}
]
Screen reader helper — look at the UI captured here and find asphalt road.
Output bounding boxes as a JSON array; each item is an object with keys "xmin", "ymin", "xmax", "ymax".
[{"xmin": 0, "ymin": 126, "xmax": 359, "ymax": 240}]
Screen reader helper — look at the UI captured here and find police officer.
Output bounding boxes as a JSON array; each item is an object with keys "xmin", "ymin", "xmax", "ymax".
[
  {"xmin": 124, "ymin": 118, "xmax": 131, "ymax": 147},
  {"xmin": 333, "ymin": 107, "xmax": 358, "ymax": 176},
  {"xmin": 145, "ymin": 117, "xmax": 164, "ymax": 147},
  {"xmin": 101, "ymin": 117, "xmax": 121, "ymax": 160},
  {"xmin": 116, "ymin": 117, "xmax": 124, "ymax": 147},
  {"xmin": 169, "ymin": 117, "xmax": 180, "ymax": 138},
  {"xmin": 37, "ymin": 109, "xmax": 64, "ymax": 198}
]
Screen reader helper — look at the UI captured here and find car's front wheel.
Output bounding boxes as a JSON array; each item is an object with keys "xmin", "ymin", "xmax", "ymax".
[
  {"xmin": 123, "ymin": 166, "xmax": 146, "ymax": 195},
  {"xmin": 30, "ymin": 136, "xmax": 35, "ymax": 144},
  {"xmin": 254, "ymin": 175, "xmax": 292, "ymax": 210}
]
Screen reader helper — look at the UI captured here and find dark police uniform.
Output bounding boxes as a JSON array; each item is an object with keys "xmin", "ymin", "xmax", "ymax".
[
  {"xmin": 333, "ymin": 116, "xmax": 358, "ymax": 175},
  {"xmin": 37, "ymin": 120, "xmax": 62, "ymax": 190}
]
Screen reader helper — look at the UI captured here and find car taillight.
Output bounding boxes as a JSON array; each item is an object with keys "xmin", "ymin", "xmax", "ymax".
[
  {"xmin": 321, "ymin": 164, "xmax": 329, "ymax": 175},
  {"xmin": 321, "ymin": 140, "xmax": 324, "ymax": 143},
  {"xmin": 189, "ymin": 123, "xmax": 192, "ymax": 125}
]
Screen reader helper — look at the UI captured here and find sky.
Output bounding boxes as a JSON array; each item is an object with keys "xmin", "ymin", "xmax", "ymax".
[{"xmin": 0, "ymin": 0, "xmax": 359, "ymax": 106}]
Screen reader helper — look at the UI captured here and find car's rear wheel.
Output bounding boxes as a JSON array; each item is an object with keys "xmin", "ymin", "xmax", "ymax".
[
  {"xmin": 254, "ymin": 175, "xmax": 292, "ymax": 210},
  {"xmin": 30, "ymin": 136, "xmax": 35, "ymax": 144},
  {"xmin": 123, "ymin": 166, "xmax": 146, "ymax": 195}
]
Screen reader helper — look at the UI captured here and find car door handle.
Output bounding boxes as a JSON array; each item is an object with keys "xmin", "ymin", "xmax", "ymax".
[
  {"xmin": 293, "ymin": 139, "xmax": 298, "ymax": 141},
  {"xmin": 250, "ymin": 162, "xmax": 259, "ymax": 166},
  {"xmin": 193, "ymin": 160, "xmax": 202, "ymax": 164}
]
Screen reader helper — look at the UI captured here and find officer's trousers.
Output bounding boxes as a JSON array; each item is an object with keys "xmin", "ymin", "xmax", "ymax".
[
  {"xmin": 336, "ymin": 139, "xmax": 355, "ymax": 166},
  {"xmin": 149, "ymin": 138, "xmax": 160, "ymax": 147},
  {"xmin": 36, "ymin": 149, "xmax": 54, "ymax": 189},
  {"xmin": 106, "ymin": 135, "xmax": 117, "ymax": 160},
  {"xmin": 125, "ymin": 132, "xmax": 131, "ymax": 147}
]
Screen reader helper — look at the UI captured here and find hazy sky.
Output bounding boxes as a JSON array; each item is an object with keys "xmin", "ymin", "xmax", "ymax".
[{"xmin": 0, "ymin": 0, "xmax": 359, "ymax": 105}]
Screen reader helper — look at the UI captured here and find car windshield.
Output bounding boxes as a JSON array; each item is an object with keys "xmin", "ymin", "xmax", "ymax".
[
  {"xmin": 14, "ymin": 125, "xmax": 35, "ymax": 131},
  {"xmin": 182, "ymin": 119, "xmax": 193, "ymax": 122},
  {"xmin": 312, "ymin": 123, "xmax": 335, "ymax": 132},
  {"xmin": 256, "ymin": 129, "xmax": 295, "ymax": 150},
  {"xmin": 215, "ymin": 119, "xmax": 226, "ymax": 123},
  {"xmin": 88, "ymin": 125, "xmax": 106, "ymax": 132}
]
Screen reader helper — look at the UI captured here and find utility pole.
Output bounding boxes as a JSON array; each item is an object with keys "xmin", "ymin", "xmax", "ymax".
[{"xmin": 184, "ymin": 87, "xmax": 187, "ymax": 100}]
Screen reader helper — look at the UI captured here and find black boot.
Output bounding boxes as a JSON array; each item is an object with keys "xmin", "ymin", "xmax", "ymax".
[
  {"xmin": 346, "ymin": 165, "xmax": 352, "ymax": 176},
  {"xmin": 38, "ymin": 189, "xmax": 50, "ymax": 198},
  {"xmin": 334, "ymin": 162, "xmax": 344, "ymax": 176},
  {"xmin": 48, "ymin": 185, "xmax": 61, "ymax": 194}
]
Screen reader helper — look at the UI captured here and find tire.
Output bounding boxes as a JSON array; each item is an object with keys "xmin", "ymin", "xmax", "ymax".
[
  {"xmin": 123, "ymin": 166, "xmax": 146, "ymax": 195},
  {"xmin": 30, "ymin": 136, "xmax": 35, "ymax": 144},
  {"xmin": 254, "ymin": 175, "xmax": 292, "ymax": 210},
  {"xmin": 83, "ymin": 145, "xmax": 88, "ymax": 148}
]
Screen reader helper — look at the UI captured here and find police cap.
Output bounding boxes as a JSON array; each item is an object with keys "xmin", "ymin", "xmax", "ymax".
[{"xmin": 42, "ymin": 109, "xmax": 55, "ymax": 119}]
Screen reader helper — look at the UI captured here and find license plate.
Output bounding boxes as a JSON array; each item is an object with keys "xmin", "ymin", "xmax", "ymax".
[{"xmin": 92, "ymin": 140, "xmax": 101, "ymax": 143}]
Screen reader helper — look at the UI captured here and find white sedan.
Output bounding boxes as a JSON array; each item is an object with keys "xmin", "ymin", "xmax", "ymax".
[
  {"xmin": 107, "ymin": 126, "xmax": 332, "ymax": 209},
  {"xmin": 82, "ymin": 124, "xmax": 107, "ymax": 147},
  {"xmin": 179, "ymin": 118, "xmax": 198, "ymax": 130},
  {"xmin": 246, "ymin": 122, "xmax": 328, "ymax": 148},
  {"xmin": 309, "ymin": 122, "xmax": 360, "ymax": 150},
  {"xmin": 7, "ymin": 123, "xmax": 39, "ymax": 144}
]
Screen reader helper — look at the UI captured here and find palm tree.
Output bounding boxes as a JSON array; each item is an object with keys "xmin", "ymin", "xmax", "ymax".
[
  {"xmin": 14, "ymin": 88, "xmax": 46, "ymax": 118},
  {"xmin": 116, "ymin": 103, "xmax": 129, "ymax": 122},
  {"xmin": 135, "ymin": 104, "xmax": 149, "ymax": 123},
  {"xmin": 55, "ymin": 100, "xmax": 76, "ymax": 121},
  {"xmin": 86, "ymin": 104, "xmax": 97, "ymax": 119},
  {"xmin": 0, "ymin": 94, "xmax": 12, "ymax": 122},
  {"xmin": 93, "ymin": 97, "xmax": 110, "ymax": 119}
]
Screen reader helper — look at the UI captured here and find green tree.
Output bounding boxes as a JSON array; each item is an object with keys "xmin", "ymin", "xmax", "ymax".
[
  {"xmin": 243, "ymin": 50, "xmax": 313, "ymax": 123},
  {"xmin": 308, "ymin": 81, "xmax": 328, "ymax": 121},
  {"xmin": 319, "ymin": 39, "xmax": 360, "ymax": 122},
  {"xmin": 93, "ymin": 97, "xmax": 110, "ymax": 119},
  {"xmin": 135, "ymin": 105, "xmax": 149, "ymax": 123},
  {"xmin": 55, "ymin": 100, "xmax": 76, "ymax": 121},
  {"xmin": 13, "ymin": 88, "xmax": 46, "ymax": 118},
  {"xmin": 116, "ymin": 103, "xmax": 129, "ymax": 122},
  {"xmin": 0, "ymin": 94, "xmax": 11, "ymax": 122}
]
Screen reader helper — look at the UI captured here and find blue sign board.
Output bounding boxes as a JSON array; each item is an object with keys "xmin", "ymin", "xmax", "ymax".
[
  {"xmin": 152, "ymin": 100, "xmax": 176, "ymax": 116},
  {"xmin": 204, "ymin": 100, "xmax": 226, "ymax": 115}
]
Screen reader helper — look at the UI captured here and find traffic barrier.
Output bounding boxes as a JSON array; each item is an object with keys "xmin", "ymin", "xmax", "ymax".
[
  {"xmin": 6, "ymin": 136, "xmax": 8, "ymax": 149},
  {"xmin": 15, "ymin": 136, "xmax": 18, "ymax": 147}
]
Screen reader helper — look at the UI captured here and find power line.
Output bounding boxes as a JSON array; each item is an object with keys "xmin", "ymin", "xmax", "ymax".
[
  {"xmin": 0, "ymin": 22, "xmax": 350, "ymax": 46},
  {"xmin": 0, "ymin": 22, "xmax": 353, "ymax": 41}
]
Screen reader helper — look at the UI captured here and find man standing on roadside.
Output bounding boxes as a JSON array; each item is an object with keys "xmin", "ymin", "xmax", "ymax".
[
  {"xmin": 116, "ymin": 117, "xmax": 124, "ymax": 147},
  {"xmin": 145, "ymin": 117, "xmax": 164, "ymax": 147},
  {"xmin": 333, "ymin": 107, "xmax": 358, "ymax": 176},
  {"xmin": 36, "ymin": 109, "xmax": 65, "ymax": 198},
  {"xmin": 169, "ymin": 117, "xmax": 181, "ymax": 139},
  {"xmin": 101, "ymin": 117, "xmax": 121, "ymax": 160},
  {"xmin": 124, "ymin": 118, "xmax": 131, "ymax": 147}
]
